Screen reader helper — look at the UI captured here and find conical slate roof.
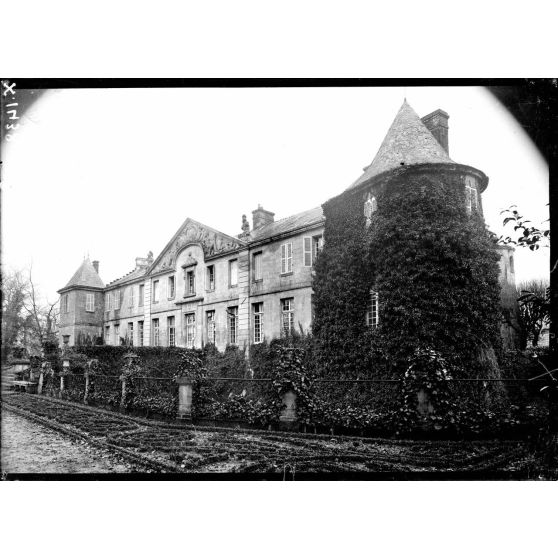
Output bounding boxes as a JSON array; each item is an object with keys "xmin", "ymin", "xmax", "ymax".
[
  {"xmin": 347, "ymin": 100, "xmax": 454, "ymax": 191},
  {"xmin": 61, "ymin": 258, "xmax": 105, "ymax": 290}
]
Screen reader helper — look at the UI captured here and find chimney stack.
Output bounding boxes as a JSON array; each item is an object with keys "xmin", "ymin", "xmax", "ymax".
[
  {"xmin": 252, "ymin": 205, "xmax": 275, "ymax": 230},
  {"xmin": 421, "ymin": 109, "xmax": 450, "ymax": 154},
  {"xmin": 92, "ymin": 260, "xmax": 100, "ymax": 274}
]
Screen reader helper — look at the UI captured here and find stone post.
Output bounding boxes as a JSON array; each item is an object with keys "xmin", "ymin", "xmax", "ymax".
[
  {"xmin": 60, "ymin": 375, "xmax": 65, "ymax": 396},
  {"xmin": 279, "ymin": 389, "xmax": 298, "ymax": 426},
  {"xmin": 84, "ymin": 372, "xmax": 90, "ymax": 404},
  {"xmin": 175, "ymin": 377, "xmax": 193, "ymax": 421},
  {"xmin": 37, "ymin": 369, "xmax": 44, "ymax": 395},
  {"xmin": 120, "ymin": 377, "xmax": 127, "ymax": 409},
  {"xmin": 60, "ymin": 356, "xmax": 70, "ymax": 398}
]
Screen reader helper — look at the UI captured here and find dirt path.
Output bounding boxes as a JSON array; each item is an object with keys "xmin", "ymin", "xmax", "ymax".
[{"xmin": 1, "ymin": 410, "xmax": 135, "ymax": 475}]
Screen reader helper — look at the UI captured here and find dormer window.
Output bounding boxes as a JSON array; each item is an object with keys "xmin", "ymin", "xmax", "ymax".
[{"xmin": 364, "ymin": 192, "xmax": 377, "ymax": 227}]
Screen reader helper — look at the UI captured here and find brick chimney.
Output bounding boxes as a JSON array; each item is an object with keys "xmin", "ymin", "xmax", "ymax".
[
  {"xmin": 92, "ymin": 260, "xmax": 100, "ymax": 274},
  {"xmin": 421, "ymin": 109, "xmax": 450, "ymax": 154},
  {"xmin": 252, "ymin": 205, "xmax": 275, "ymax": 230}
]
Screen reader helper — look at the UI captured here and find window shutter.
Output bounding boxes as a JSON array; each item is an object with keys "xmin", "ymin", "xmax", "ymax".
[{"xmin": 303, "ymin": 237, "xmax": 312, "ymax": 266}]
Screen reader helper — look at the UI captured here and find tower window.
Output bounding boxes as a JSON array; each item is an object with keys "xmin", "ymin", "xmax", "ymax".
[
  {"xmin": 364, "ymin": 193, "xmax": 377, "ymax": 227},
  {"xmin": 366, "ymin": 290, "xmax": 379, "ymax": 328},
  {"xmin": 465, "ymin": 176, "xmax": 478, "ymax": 214},
  {"xmin": 85, "ymin": 292, "xmax": 95, "ymax": 312},
  {"xmin": 62, "ymin": 294, "xmax": 69, "ymax": 314}
]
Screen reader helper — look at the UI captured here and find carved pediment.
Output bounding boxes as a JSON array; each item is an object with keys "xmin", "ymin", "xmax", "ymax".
[{"xmin": 151, "ymin": 219, "xmax": 244, "ymax": 274}]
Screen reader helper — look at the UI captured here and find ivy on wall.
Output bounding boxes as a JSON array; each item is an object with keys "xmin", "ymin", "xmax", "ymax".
[{"xmin": 313, "ymin": 169, "xmax": 503, "ymax": 380}]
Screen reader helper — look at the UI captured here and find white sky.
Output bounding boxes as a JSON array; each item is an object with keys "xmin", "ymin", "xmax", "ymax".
[{"xmin": 2, "ymin": 86, "xmax": 549, "ymax": 303}]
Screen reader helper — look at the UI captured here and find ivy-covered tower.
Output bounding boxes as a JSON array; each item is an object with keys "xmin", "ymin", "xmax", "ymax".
[{"xmin": 312, "ymin": 101, "xmax": 510, "ymax": 378}]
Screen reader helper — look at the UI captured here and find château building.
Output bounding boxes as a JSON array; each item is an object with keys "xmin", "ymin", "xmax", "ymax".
[{"xmin": 58, "ymin": 100, "xmax": 517, "ymax": 350}]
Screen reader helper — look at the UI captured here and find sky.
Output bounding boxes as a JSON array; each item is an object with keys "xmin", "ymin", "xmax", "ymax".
[{"xmin": 2, "ymin": 85, "xmax": 549, "ymax": 304}]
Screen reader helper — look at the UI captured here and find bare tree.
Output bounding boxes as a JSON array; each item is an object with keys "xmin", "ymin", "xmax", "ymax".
[{"xmin": 1, "ymin": 266, "xmax": 59, "ymax": 359}]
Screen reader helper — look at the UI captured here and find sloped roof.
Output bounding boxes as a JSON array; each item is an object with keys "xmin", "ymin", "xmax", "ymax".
[
  {"xmin": 106, "ymin": 266, "xmax": 147, "ymax": 288},
  {"xmin": 249, "ymin": 207, "xmax": 324, "ymax": 242},
  {"xmin": 347, "ymin": 100, "xmax": 454, "ymax": 191},
  {"xmin": 60, "ymin": 258, "xmax": 105, "ymax": 291}
]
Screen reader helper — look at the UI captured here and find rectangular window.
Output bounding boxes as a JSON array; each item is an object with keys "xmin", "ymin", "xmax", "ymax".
[
  {"xmin": 227, "ymin": 306, "xmax": 238, "ymax": 345},
  {"xmin": 465, "ymin": 180, "xmax": 478, "ymax": 215},
  {"xmin": 168, "ymin": 276, "xmax": 175, "ymax": 299},
  {"xmin": 253, "ymin": 252, "xmax": 263, "ymax": 281},
  {"xmin": 366, "ymin": 290, "xmax": 379, "ymax": 328},
  {"xmin": 185, "ymin": 313, "xmax": 196, "ymax": 348},
  {"xmin": 312, "ymin": 234, "xmax": 324, "ymax": 262},
  {"xmin": 206, "ymin": 310, "xmax": 216, "ymax": 345},
  {"xmin": 152, "ymin": 318, "xmax": 160, "ymax": 346},
  {"xmin": 229, "ymin": 259, "xmax": 238, "ymax": 287},
  {"xmin": 138, "ymin": 321, "xmax": 144, "ymax": 347},
  {"xmin": 168, "ymin": 316, "xmax": 176, "ymax": 347},
  {"xmin": 128, "ymin": 322, "xmax": 134, "ymax": 346},
  {"xmin": 281, "ymin": 298, "xmax": 294, "ymax": 336},
  {"xmin": 129, "ymin": 286, "xmax": 135, "ymax": 308},
  {"xmin": 113, "ymin": 290, "xmax": 120, "ymax": 310},
  {"xmin": 114, "ymin": 324, "xmax": 120, "ymax": 345},
  {"xmin": 105, "ymin": 326, "xmax": 110, "ymax": 344},
  {"xmin": 139, "ymin": 284, "xmax": 144, "ymax": 307},
  {"xmin": 105, "ymin": 292, "xmax": 112, "ymax": 311},
  {"xmin": 62, "ymin": 294, "xmax": 69, "ymax": 313},
  {"xmin": 152, "ymin": 280, "xmax": 159, "ymax": 303},
  {"xmin": 253, "ymin": 302, "xmax": 263, "ymax": 344},
  {"xmin": 206, "ymin": 265, "xmax": 215, "ymax": 291},
  {"xmin": 186, "ymin": 270, "xmax": 195, "ymax": 296},
  {"xmin": 281, "ymin": 243, "xmax": 293, "ymax": 274},
  {"xmin": 303, "ymin": 237, "xmax": 312, "ymax": 267},
  {"xmin": 85, "ymin": 292, "xmax": 94, "ymax": 312}
]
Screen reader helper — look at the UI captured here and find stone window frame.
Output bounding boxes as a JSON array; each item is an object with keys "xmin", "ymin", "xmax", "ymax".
[
  {"xmin": 280, "ymin": 242, "xmax": 293, "ymax": 275},
  {"xmin": 168, "ymin": 276, "xmax": 176, "ymax": 300},
  {"xmin": 253, "ymin": 251, "xmax": 263, "ymax": 282},
  {"xmin": 113, "ymin": 290, "xmax": 121, "ymax": 310},
  {"xmin": 138, "ymin": 321, "xmax": 144, "ymax": 347},
  {"xmin": 129, "ymin": 285, "xmax": 135, "ymax": 309},
  {"xmin": 138, "ymin": 284, "xmax": 144, "ymax": 307},
  {"xmin": 206, "ymin": 310, "xmax": 216, "ymax": 344},
  {"xmin": 185, "ymin": 313, "xmax": 196, "ymax": 348},
  {"xmin": 253, "ymin": 302, "xmax": 264, "ymax": 343},
  {"xmin": 167, "ymin": 315, "xmax": 176, "ymax": 347},
  {"xmin": 227, "ymin": 306, "xmax": 238, "ymax": 345},
  {"xmin": 280, "ymin": 297, "xmax": 294, "ymax": 336},
  {"xmin": 114, "ymin": 323, "xmax": 120, "ymax": 345},
  {"xmin": 229, "ymin": 259, "xmax": 238, "ymax": 288},
  {"xmin": 127, "ymin": 322, "xmax": 134, "ymax": 346},
  {"xmin": 152, "ymin": 280, "xmax": 160, "ymax": 304},
  {"xmin": 85, "ymin": 292, "xmax": 95, "ymax": 312},
  {"xmin": 62, "ymin": 293, "xmax": 69, "ymax": 314},
  {"xmin": 152, "ymin": 318, "xmax": 160, "ymax": 346},
  {"xmin": 206, "ymin": 265, "xmax": 215, "ymax": 291}
]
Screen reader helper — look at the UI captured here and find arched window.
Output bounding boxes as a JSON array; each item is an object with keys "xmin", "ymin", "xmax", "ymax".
[{"xmin": 364, "ymin": 192, "xmax": 377, "ymax": 226}]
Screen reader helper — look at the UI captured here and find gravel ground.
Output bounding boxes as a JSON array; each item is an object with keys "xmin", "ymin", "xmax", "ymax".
[{"xmin": 1, "ymin": 410, "xmax": 135, "ymax": 475}]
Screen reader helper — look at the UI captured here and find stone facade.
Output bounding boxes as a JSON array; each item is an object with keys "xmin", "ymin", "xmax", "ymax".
[{"xmin": 58, "ymin": 100, "xmax": 518, "ymax": 350}]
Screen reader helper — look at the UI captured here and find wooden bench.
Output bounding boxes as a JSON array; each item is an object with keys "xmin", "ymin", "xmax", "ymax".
[{"xmin": 12, "ymin": 380, "xmax": 38, "ymax": 393}]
